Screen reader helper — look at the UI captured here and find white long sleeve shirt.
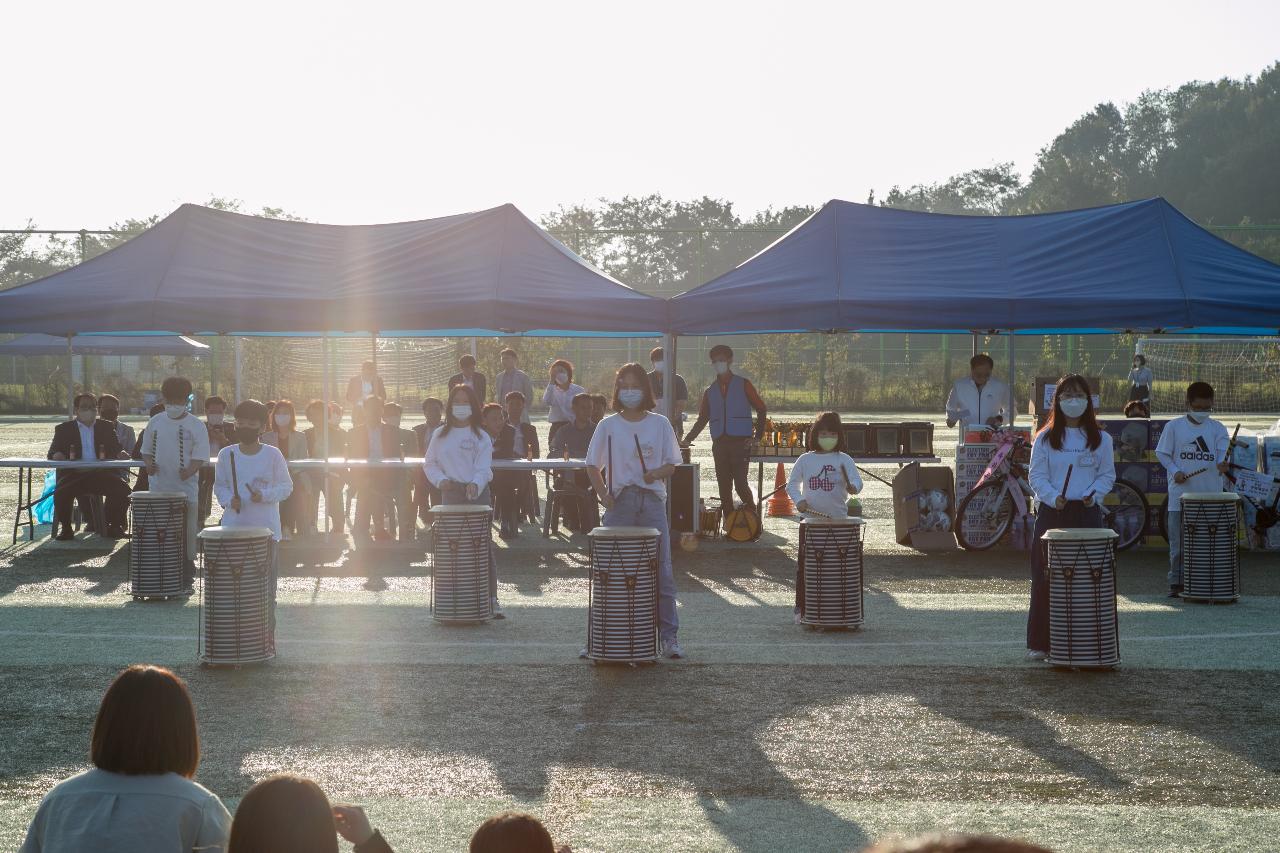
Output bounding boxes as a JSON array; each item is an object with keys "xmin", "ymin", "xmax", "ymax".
[
  {"xmin": 424, "ymin": 424, "xmax": 494, "ymax": 490},
  {"xmin": 1029, "ymin": 428, "xmax": 1116, "ymax": 509},
  {"xmin": 785, "ymin": 451, "xmax": 863, "ymax": 519},
  {"xmin": 213, "ymin": 443, "xmax": 293, "ymax": 541},
  {"xmin": 946, "ymin": 376, "xmax": 1011, "ymax": 430},
  {"xmin": 143, "ymin": 411, "xmax": 210, "ymax": 501},
  {"xmin": 1155, "ymin": 415, "xmax": 1231, "ymax": 510},
  {"xmin": 543, "ymin": 382, "xmax": 586, "ymax": 424}
]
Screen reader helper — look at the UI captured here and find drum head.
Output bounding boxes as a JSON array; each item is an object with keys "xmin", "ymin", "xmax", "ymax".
[
  {"xmin": 589, "ymin": 526, "xmax": 660, "ymax": 539},
  {"xmin": 1181, "ymin": 492, "xmax": 1241, "ymax": 504},
  {"xmin": 1042, "ymin": 528, "xmax": 1119, "ymax": 541},
  {"xmin": 199, "ymin": 525, "xmax": 274, "ymax": 540},
  {"xmin": 132, "ymin": 490, "xmax": 188, "ymax": 501},
  {"xmin": 724, "ymin": 508, "xmax": 762, "ymax": 542}
]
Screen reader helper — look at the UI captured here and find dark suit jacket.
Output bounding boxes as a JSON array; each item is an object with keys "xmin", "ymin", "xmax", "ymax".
[
  {"xmin": 49, "ymin": 418, "xmax": 124, "ymax": 462},
  {"xmin": 491, "ymin": 422, "xmax": 540, "ymax": 458},
  {"xmin": 345, "ymin": 375, "xmax": 387, "ymax": 407},
  {"xmin": 447, "ymin": 371, "xmax": 487, "ymax": 402},
  {"xmin": 347, "ymin": 423, "xmax": 414, "ymax": 460},
  {"xmin": 413, "ymin": 422, "xmax": 442, "ymax": 455}
]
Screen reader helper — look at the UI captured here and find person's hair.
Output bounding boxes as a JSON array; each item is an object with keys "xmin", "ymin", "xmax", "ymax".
[
  {"xmin": 441, "ymin": 384, "xmax": 483, "ymax": 438},
  {"xmin": 272, "ymin": 398, "xmax": 297, "ymax": 431},
  {"xmin": 709, "ymin": 344, "xmax": 733, "ymax": 361},
  {"xmin": 1133, "ymin": 354, "xmax": 1146, "ymax": 366},
  {"xmin": 550, "ymin": 359, "xmax": 574, "ymax": 382},
  {"xmin": 860, "ymin": 833, "xmax": 1054, "ymax": 853},
  {"xmin": 592, "ymin": 393, "xmax": 607, "ymax": 405},
  {"xmin": 74, "ymin": 392, "xmax": 97, "ymax": 410},
  {"xmin": 361, "ymin": 360, "xmax": 374, "ymax": 370},
  {"xmin": 611, "ymin": 362, "xmax": 657, "ymax": 413},
  {"xmin": 161, "ymin": 376, "xmax": 192, "ymax": 403},
  {"xmin": 969, "ymin": 353, "xmax": 994, "ymax": 370},
  {"xmin": 459, "ymin": 354, "xmax": 477, "ymax": 369},
  {"xmin": 97, "ymin": 394, "xmax": 120, "ymax": 410},
  {"xmin": 235, "ymin": 399, "xmax": 268, "ymax": 424},
  {"xmin": 504, "ymin": 391, "xmax": 526, "ymax": 404},
  {"xmin": 422, "ymin": 396, "xmax": 444, "ymax": 414},
  {"xmin": 1039, "ymin": 374, "xmax": 1102, "ymax": 451},
  {"xmin": 304, "ymin": 399, "xmax": 324, "ymax": 419},
  {"xmin": 1186, "ymin": 381, "xmax": 1215, "ymax": 402},
  {"xmin": 1124, "ymin": 400, "xmax": 1150, "ymax": 419},
  {"xmin": 500, "ymin": 348, "xmax": 518, "ymax": 360},
  {"xmin": 205, "ymin": 395, "xmax": 227, "ymax": 412},
  {"xmin": 91, "ymin": 665, "xmax": 199, "ymax": 778},
  {"xmin": 650, "ymin": 346, "xmax": 664, "ymax": 361},
  {"xmin": 227, "ymin": 774, "xmax": 339, "ymax": 853},
  {"xmin": 571, "ymin": 392, "xmax": 593, "ymax": 412},
  {"xmin": 149, "ymin": 402, "xmax": 166, "ymax": 417},
  {"xmin": 807, "ymin": 411, "xmax": 847, "ymax": 453},
  {"xmin": 469, "ymin": 811, "xmax": 556, "ymax": 853},
  {"xmin": 481, "ymin": 402, "xmax": 505, "ymax": 424},
  {"xmin": 383, "ymin": 401, "xmax": 402, "ymax": 417}
]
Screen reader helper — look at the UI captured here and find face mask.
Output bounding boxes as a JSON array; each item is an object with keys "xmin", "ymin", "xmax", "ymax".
[
  {"xmin": 1059, "ymin": 398, "xmax": 1088, "ymax": 418},
  {"xmin": 452, "ymin": 405, "xmax": 472, "ymax": 421},
  {"xmin": 77, "ymin": 408, "xmax": 96, "ymax": 424},
  {"xmin": 653, "ymin": 360, "xmax": 664, "ymax": 372},
  {"xmin": 713, "ymin": 361, "xmax": 729, "ymax": 375},
  {"xmin": 1188, "ymin": 410, "xmax": 1211, "ymax": 424},
  {"xmin": 100, "ymin": 409, "xmax": 118, "ymax": 421},
  {"xmin": 619, "ymin": 388, "xmax": 644, "ymax": 409},
  {"xmin": 235, "ymin": 426, "xmax": 259, "ymax": 444},
  {"xmin": 208, "ymin": 413, "xmax": 224, "ymax": 425},
  {"xmin": 555, "ymin": 371, "xmax": 569, "ymax": 384},
  {"xmin": 166, "ymin": 404, "xmax": 187, "ymax": 419},
  {"xmin": 817, "ymin": 435, "xmax": 838, "ymax": 451},
  {"xmin": 274, "ymin": 414, "xmax": 291, "ymax": 428}
]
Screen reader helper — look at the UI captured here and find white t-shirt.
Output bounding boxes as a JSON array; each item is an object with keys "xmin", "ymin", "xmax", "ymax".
[
  {"xmin": 1028, "ymin": 428, "xmax": 1117, "ymax": 508},
  {"xmin": 143, "ymin": 411, "xmax": 210, "ymax": 500},
  {"xmin": 424, "ymin": 425, "xmax": 494, "ymax": 490},
  {"xmin": 213, "ymin": 443, "xmax": 293, "ymax": 541},
  {"xmin": 585, "ymin": 411, "xmax": 681, "ymax": 499},
  {"xmin": 543, "ymin": 382, "xmax": 586, "ymax": 423},
  {"xmin": 1155, "ymin": 415, "xmax": 1231, "ymax": 510},
  {"xmin": 785, "ymin": 451, "xmax": 863, "ymax": 519}
]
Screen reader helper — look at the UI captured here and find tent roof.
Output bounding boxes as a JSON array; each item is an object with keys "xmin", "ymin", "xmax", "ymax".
[
  {"xmin": 669, "ymin": 198, "xmax": 1280, "ymax": 335},
  {"xmin": 0, "ymin": 203, "xmax": 666, "ymax": 337},
  {"xmin": 0, "ymin": 333, "xmax": 209, "ymax": 356}
]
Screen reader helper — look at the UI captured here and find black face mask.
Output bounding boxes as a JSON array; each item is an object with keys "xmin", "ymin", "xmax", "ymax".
[
  {"xmin": 235, "ymin": 426, "xmax": 260, "ymax": 444},
  {"xmin": 99, "ymin": 409, "xmax": 119, "ymax": 421}
]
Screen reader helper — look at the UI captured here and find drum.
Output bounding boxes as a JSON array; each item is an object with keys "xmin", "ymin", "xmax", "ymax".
[
  {"xmin": 129, "ymin": 491, "xmax": 188, "ymax": 600},
  {"xmin": 798, "ymin": 517, "xmax": 866, "ymax": 628},
  {"xmin": 1181, "ymin": 493, "xmax": 1241, "ymax": 603},
  {"xmin": 724, "ymin": 507, "xmax": 762, "ymax": 542},
  {"xmin": 1042, "ymin": 528, "xmax": 1120, "ymax": 668},
  {"xmin": 429, "ymin": 505, "xmax": 494, "ymax": 622},
  {"xmin": 197, "ymin": 526, "xmax": 275, "ymax": 666},
  {"xmin": 585, "ymin": 527, "xmax": 659, "ymax": 662}
]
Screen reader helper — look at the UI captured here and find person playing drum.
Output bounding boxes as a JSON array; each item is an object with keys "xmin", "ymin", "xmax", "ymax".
[
  {"xmin": 1025, "ymin": 374, "xmax": 1116, "ymax": 661},
  {"xmin": 785, "ymin": 412, "xmax": 863, "ymax": 623},
  {"xmin": 142, "ymin": 377, "xmax": 210, "ymax": 592}
]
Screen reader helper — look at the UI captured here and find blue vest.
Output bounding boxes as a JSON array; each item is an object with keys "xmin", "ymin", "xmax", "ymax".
[{"xmin": 707, "ymin": 374, "xmax": 754, "ymax": 439}]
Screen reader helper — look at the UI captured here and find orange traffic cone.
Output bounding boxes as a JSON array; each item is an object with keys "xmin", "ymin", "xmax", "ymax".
[{"xmin": 767, "ymin": 462, "xmax": 795, "ymax": 516}]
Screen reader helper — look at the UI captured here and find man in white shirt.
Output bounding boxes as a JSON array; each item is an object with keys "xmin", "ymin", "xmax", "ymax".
[
  {"xmin": 1155, "ymin": 381, "xmax": 1232, "ymax": 598},
  {"xmin": 142, "ymin": 377, "xmax": 210, "ymax": 589},
  {"xmin": 946, "ymin": 353, "xmax": 1012, "ymax": 436}
]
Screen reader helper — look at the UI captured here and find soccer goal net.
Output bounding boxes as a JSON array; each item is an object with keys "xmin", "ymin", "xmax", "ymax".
[
  {"xmin": 266, "ymin": 336, "xmax": 458, "ymax": 409},
  {"xmin": 1136, "ymin": 337, "xmax": 1280, "ymax": 414}
]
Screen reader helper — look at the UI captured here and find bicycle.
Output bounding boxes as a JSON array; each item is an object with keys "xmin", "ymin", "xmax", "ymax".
[{"xmin": 956, "ymin": 427, "xmax": 1149, "ymax": 551}]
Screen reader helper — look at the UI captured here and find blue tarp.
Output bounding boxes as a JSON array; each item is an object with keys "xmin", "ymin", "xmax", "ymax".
[
  {"xmin": 669, "ymin": 198, "xmax": 1280, "ymax": 335},
  {"xmin": 0, "ymin": 203, "xmax": 666, "ymax": 337},
  {"xmin": 0, "ymin": 333, "xmax": 209, "ymax": 356}
]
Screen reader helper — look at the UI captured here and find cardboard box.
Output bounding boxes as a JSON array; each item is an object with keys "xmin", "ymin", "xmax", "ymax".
[
  {"xmin": 1103, "ymin": 419, "xmax": 1155, "ymax": 463},
  {"xmin": 957, "ymin": 443, "xmax": 997, "ymax": 462},
  {"xmin": 892, "ymin": 463, "xmax": 956, "ymax": 550},
  {"xmin": 1263, "ymin": 435, "xmax": 1280, "ymax": 475},
  {"xmin": 1230, "ymin": 434, "xmax": 1260, "ymax": 472},
  {"xmin": 1032, "ymin": 376, "xmax": 1101, "ymax": 417}
]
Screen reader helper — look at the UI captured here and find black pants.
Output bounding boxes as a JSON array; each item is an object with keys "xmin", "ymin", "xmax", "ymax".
[
  {"xmin": 712, "ymin": 436, "xmax": 754, "ymax": 515},
  {"xmin": 1028, "ymin": 502, "xmax": 1102, "ymax": 652},
  {"xmin": 558, "ymin": 471, "xmax": 599, "ymax": 532},
  {"xmin": 54, "ymin": 472, "xmax": 131, "ymax": 529},
  {"xmin": 492, "ymin": 471, "xmax": 523, "ymax": 533}
]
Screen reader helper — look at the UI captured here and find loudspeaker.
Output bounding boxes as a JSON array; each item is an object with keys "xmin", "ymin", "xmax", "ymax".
[{"xmin": 670, "ymin": 463, "xmax": 700, "ymax": 533}]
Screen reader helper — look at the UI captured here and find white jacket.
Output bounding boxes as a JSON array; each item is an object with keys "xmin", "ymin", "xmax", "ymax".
[{"xmin": 946, "ymin": 376, "xmax": 1012, "ymax": 430}]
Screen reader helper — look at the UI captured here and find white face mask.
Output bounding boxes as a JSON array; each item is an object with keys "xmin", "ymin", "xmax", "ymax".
[
  {"xmin": 619, "ymin": 388, "xmax": 645, "ymax": 409},
  {"xmin": 713, "ymin": 361, "xmax": 729, "ymax": 375},
  {"xmin": 1059, "ymin": 398, "xmax": 1088, "ymax": 418},
  {"xmin": 1187, "ymin": 409, "xmax": 1211, "ymax": 424},
  {"xmin": 652, "ymin": 360, "xmax": 664, "ymax": 372},
  {"xmin": 165, "ymin": 404, "xmax": 186, "ymax": 419},
  {"xmin": 274, "ymin": 413, "xmax": 291, "ymax": 427},
  {"xmin": 207, "ymin": 413, "xmax": 224, "ymax": 425},
  {"xmin": 452, "ymin": 405, "xmax": 472, "ymax": 421},
  {"xmin": 555, "ymin": 370, "xmax": 569, "ymax": 384}
]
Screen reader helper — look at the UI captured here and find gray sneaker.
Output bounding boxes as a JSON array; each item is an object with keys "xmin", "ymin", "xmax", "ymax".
[
  {"xmin": 1025, "ymin": 649, "xmax": 1048, "ymax": 661},
  {"xmin": 663, "ymin": 640, "xmax": 685, "ymax": 659},
  {"xmin": 491, "ymin": 599, "xmax": 505, "ymax": 620}
]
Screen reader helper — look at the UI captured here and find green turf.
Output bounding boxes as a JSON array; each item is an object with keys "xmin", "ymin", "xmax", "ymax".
[{"xmin": 2, "ymin": 415, "xmax": 1278, "ymax": 852}]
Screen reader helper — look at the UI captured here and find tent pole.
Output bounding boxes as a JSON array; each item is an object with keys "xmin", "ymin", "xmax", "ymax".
[
  {"xmin": 321, "ymin": 330, "xmax": 331, "ymax": 537},
  {"xmin": 234, "ymin": 338, "xmax": 243, "ymax": 405},
  {"xmin": 66, "ymin": 334, "xmax": 74, "ymax": 417},
  {"xmin": 662, "ymin": 332, "xmax": 677, "ymax": 430},
  {"xmin": 22, "ymin": 356, "xmax": 29, "ymax": 417},
  {"xmin": 1007, "ymin": 332, "xmax": 1016, "ymax": 426},
  {"xmin": 210, "ymin": 336, "xmax": 219, "ymax": 397}
]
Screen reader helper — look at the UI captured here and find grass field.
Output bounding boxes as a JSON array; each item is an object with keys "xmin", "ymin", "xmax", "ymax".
[{"xmin": 1, "ymin": 415, "xmax": 1278, "ymax": 852}]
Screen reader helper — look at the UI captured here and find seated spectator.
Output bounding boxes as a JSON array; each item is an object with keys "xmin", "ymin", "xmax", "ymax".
[
  {"xmin": 861, "ymin": 833, "xmax": 1054, "ymax": 853},
  {"xmin": 19, "ymin": 665, "xmax": 230, "ymax": 853},
  {"xmin": 503, "ymin": 391, "xmax": 540, "ymax": 522},
  {"xmin": 483, "ymin": 402, "xmax": 522, "ymax": 538},
  {"xmin": 199, "ymin": 396, "xmax": 236, "ymax": 525},
  {"xmin": 382, "ymin": 401, "xmax": 419, "ymax": 540},
  {"xmin": 303, "ymin": 400, "xmax": 347, "ymax": 535},
  {"xmin": 46, "ymin": 392, "xmax": 132, "ymax": 541},
  {"xmin": 470, "ymin": 811, "xmax": 569, "ymax": 853},
  {"xmin": 1123, "ymin": 399, "xmax": 1150, "ymax": 419},
  {"xmin": 260, "ymin": 399, "xmax": 313, "ymax": 538},
  {"xmin": 76, "ymin": 393, "xmax": 135, "ymax": 531},
  {"xmin": 412, "ymin": 398, "xmax": 444, "ymax": 522},
  {"xmin": 228, "ymin": 773, "xmax": 393, "ymax": 853},
  {"xmin": 590, "ymin": 393, "xmax": 607, "ymax": 426},
  {"xmin": 548, "ymin": 393, "xmax": 599, "ymax": 532}
]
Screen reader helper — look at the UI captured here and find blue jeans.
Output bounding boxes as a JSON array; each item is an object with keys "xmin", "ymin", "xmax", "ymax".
[
  {"xmin": 602, "ymin": 486, "xmax": 678, "ymax": 643},
  {"xmin": 440, "ymin": 482, "xmax": 497, "ymax": 600},
  {"xmin": 1167, "ymin": 510, "xmax": 1183, "ymax": 587}
]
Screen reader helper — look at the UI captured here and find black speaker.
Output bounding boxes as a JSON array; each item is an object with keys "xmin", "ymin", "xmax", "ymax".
[{"xmin": 670, "ymin": 463, "xmax": 700, "ymax": 533}]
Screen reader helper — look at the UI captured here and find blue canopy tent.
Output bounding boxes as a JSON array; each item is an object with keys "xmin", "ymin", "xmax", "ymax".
[
  {"xmin": 0, "ymin": 334, "xmax": 209, "ymax": 356},
  {"xmin": 665, "ymin": 197, "xmax": 1280, "ymax": 418}
]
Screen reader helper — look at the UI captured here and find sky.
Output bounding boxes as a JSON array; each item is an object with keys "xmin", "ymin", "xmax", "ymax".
[{"xmin": 3, "ymin": 0, "xmax": 1278, "ymax": 229}]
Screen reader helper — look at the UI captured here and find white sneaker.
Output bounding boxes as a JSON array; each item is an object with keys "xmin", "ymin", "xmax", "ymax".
[
  {"xmin": 578, "ymin": 647, "xmax": 589, "ymax": 659},
  {"xmin": 663, "ymin": 640, "xmax": 685, "ymax": 659},
  {"xmin": 1026, "ymin": 649, "xmax": 1048, "ymax": 661}
]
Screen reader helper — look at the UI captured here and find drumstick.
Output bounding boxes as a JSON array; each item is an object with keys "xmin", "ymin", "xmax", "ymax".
[
  {"xmin": 229, "ymin": 450, "xmax": 240, "ymax": 513},
  {"xmin": 1061, "ymin": 464, "xmax": 1073, "ymax": 499},
  {"xmin": 634, "ymin": 434, "xmax": 648, "ymax": 474}
]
